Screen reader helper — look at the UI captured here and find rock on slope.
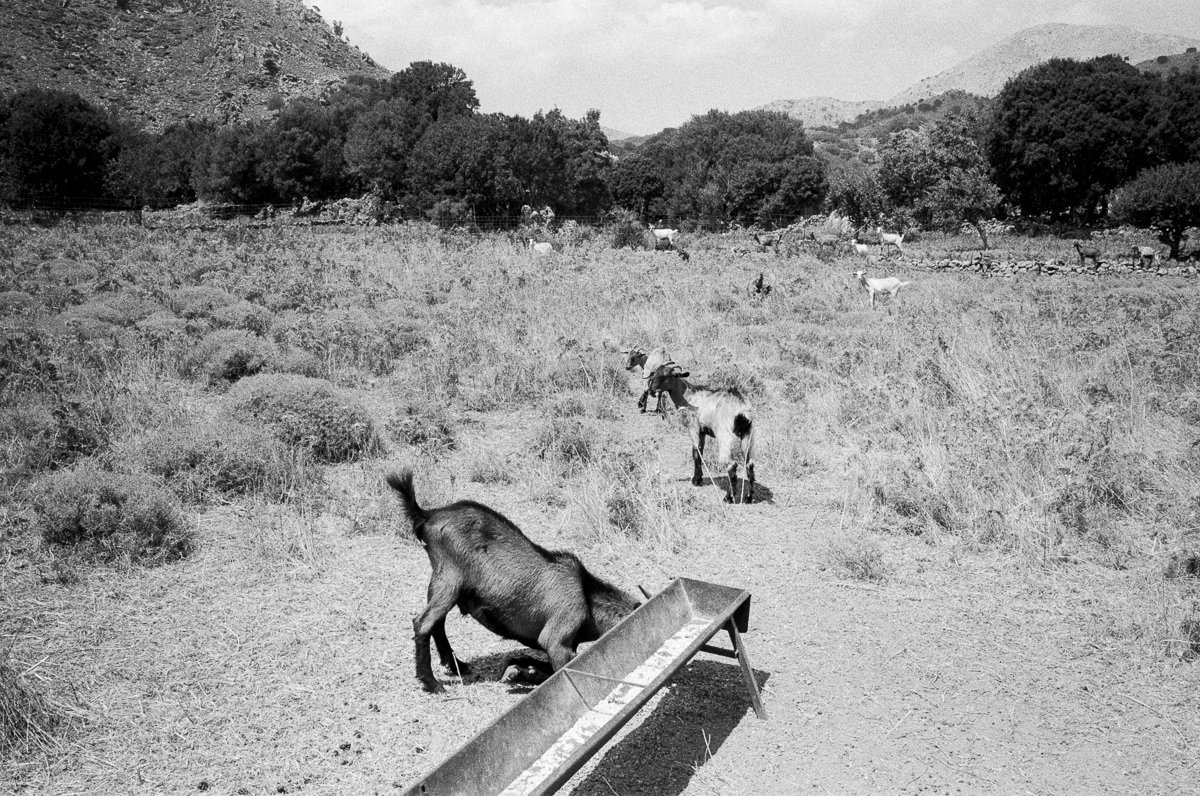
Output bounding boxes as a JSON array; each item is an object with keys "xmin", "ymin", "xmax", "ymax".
[{"xmin": 0, "ymin": 0, "xmax": 389, "ymax": 130}]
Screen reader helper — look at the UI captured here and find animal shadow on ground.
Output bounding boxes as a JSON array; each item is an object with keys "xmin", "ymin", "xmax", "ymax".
[
  {"xmin": 685, "ymin": 475, "xmax": 774, "ymax": 504},
  {"xmin": 567, "ymin": 659, "xmax": 770, "ymax": 795}
]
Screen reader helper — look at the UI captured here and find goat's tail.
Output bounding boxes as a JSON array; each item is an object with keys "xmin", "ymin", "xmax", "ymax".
[
  {"xmin": 386, "ymin": 469, "xmax": 429, "ymax": 541},
  {"xmin": 733, "ymin": 413, "xmax": 752, "ymax": 441}
]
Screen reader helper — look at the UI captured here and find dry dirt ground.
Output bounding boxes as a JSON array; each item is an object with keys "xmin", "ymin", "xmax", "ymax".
[{"xmin": 3, "ymin": 390, "xmax": 1199, "ymax": 795}]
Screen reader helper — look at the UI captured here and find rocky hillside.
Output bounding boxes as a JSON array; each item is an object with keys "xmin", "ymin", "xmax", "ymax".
[
  {"xmin": 757, "ymin": 96, "xmax": 881, "ymax": 131},
  {"xmin": 888, "ymin": 23, "xmax": 1200, "ymax": 106},
  {"xmin": 0, "ymin": 0, "xmax": 389, "ymax": 130},
  {"xmin": 1136, "ymin": 48, "xmax": 1200, "ymax": 76}
]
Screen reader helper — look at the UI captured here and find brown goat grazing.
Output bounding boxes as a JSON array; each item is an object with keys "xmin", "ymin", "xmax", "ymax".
[
  {"xmin": 387, "ymin": 470, "xmax": 640, "ymax": 693},
  {"xmin": 1073, "ymin": 241, "xmax": 1101, "ymax": 266}
]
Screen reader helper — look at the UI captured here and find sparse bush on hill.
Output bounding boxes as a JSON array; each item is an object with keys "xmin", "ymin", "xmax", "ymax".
[
  {"xmin": 228, "ymin": 373, "xmax": 383, "ymax": 462},
  {"xmin": 32, "ymin": 465, "xmax": 193, "ymax": 565}
]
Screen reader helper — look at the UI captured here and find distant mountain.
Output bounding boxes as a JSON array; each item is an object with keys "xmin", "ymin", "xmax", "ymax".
[
  {"xmin": 601, "ymin": 126, "xmax": 637, "ymax": 142},
  {"xmin": 0, "ymin": 0, "xmax": 388, "ymax": 130},
  {"xmin": 757, "ymin": 97, "xmax": 881, "ymax": 130},
  {"xmin": 759, "ymin": 23, "xmax": 1200, "ymax": 129},
  {"xmin": 888, "ymin": 23, "xmax": 1200, "ymax": 106}
]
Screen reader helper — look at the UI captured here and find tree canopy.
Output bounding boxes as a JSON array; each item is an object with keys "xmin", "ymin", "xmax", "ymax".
[
  {"xmin": 1112, "ymin": 161, "xmax": 1200, "ymax": 259},
  {"xmin": 987, "ymin": 56, "xmax": 1161, "ymax": 222}
]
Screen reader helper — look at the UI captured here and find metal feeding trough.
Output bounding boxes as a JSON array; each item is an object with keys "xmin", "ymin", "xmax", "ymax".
[{"xmin": 402, "ymin": 577, "xmax": 766, "ymax": 796}]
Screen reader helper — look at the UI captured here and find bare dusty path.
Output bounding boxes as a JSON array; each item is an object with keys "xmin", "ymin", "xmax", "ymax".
[{"xmin": 3, "ymin": 405, "xmax": 1198, "ymax": 795}]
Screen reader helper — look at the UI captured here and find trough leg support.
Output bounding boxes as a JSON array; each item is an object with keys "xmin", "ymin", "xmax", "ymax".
[{"xmin": 726, "ymin": 620, "xmax": 768, "ymax": 720}]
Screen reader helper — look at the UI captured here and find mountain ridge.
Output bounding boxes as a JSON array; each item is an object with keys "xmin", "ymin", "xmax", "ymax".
[{"xmin": 762, "ymin": 23, "xmax": 1200, "ymax": 129}]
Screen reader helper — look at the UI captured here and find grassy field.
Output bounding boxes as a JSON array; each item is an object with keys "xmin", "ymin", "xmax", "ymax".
[{"xmin": 2, "ymin": 221, "xmax": 1199, "ymax": 793}]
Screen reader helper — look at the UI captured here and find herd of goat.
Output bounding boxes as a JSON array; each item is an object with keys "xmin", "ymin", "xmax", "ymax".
[
  {"xmin": 400, "ymin": 222, "xmax": 929, "ymax": 695},
  {"xmin": 406, "ymin": 224, "xmax": 1183, "ymax": 694}
]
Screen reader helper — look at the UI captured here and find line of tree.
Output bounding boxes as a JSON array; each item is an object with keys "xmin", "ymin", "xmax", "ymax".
[{"xmin": 2, "ymin": 55, "xmax": 1199, "ymax": 244}]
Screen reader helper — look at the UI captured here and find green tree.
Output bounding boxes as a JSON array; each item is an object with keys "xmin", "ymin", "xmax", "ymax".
[
  {"xmin": 614, "ymin": 109, "xmax": 825, "ymax": 227},
  {"xmin": 987, "ymin": 56, "xmax": 1160, "ymax": 221},
  {"xmin": 1151, "ymin": 69, "xmax": 1200, "ymax": 165},
  {"xmin": 389, "ymin": 61, "xmax": 479, "ymax": 124},
  {"xmin": 924, "ymin": 166, "xmax": 1003, "ymax": 248},
  {"xmin": 1111, "ymin": 161, "xmax": 1200, "ymax": 260},
  {"xmin": 0, "ymin": 89, "xmax": 114, "ymax": 204},
  {"xmin": 343, "ymin": 98, "xmax": 426, "ymax": 196}
]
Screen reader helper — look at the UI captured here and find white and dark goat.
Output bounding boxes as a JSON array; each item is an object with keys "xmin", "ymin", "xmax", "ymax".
[
  {"xmin": 622, "ymin": 346, "xmax": 671, "ymax": 416},
  {"xmin": 855, "ymin": 270, "xmax": 911, "ymax": 307},
  {"xmin": 1134, "ymin": 245, "xmax": 1159, "ymax": 267},
  {"xmin": 646, "ymin": 363, "xmax": 756, "ymax": 504},
  {"xmin": 387, "ymin": 470, "xmax": 639, "ymax": 693},
  {"xmin": 1073, "ymin": 241, "xmax": 1101, "ymax": 266},
  {"xmin": 877, "ymin": 228, "xmax": 905, "ymax": 255}
]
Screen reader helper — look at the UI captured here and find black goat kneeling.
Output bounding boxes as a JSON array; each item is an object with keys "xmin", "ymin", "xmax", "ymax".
[{"xmin": 387, "ymin": 470, "xmax": 640, "ymax": 693}]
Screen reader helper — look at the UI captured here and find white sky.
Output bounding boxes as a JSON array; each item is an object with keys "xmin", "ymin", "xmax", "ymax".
[{"xmin": 306, "ymin": 1, "xmax": 1200, "ymax": 135}]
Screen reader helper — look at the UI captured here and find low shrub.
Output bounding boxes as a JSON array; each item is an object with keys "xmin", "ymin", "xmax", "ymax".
[
  {"xmin": 228, "ymin": 373, "xmax": 383, "ymax": 462},
  {"xmin": 0, "ymin": 393, "xmax": 116, "ymax": 473},
  {"xmin": 533, "ymin": 418, "xmax": 595, "ymax": 473},
  {"xmin": 113, "ymin": 417, "xmax": 317, "ymax": 503},
  {"xmin": 181, "ymin": 329, "xmax": 277, "ymax": 384},
  {"xmin": 32, "ymin": 465, "xmax": 194, "ymax": 565},
  {"xmin": 386, "ymin": 401, "xmax": 456, "ymax": 451}
]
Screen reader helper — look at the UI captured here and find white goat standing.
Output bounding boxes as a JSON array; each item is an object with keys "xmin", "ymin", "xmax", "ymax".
[
  {"xmin": 622, "ymin": 346, "xmax": 672, "ymax": 416},
  {"xmin": 855, "ymin": 270, "xmax": 911, "ymax": 307},
  {"xmin": 877, "ymin": 227, "xmax": 905, "ymax": 256},
  {"xmin": 527, "ymin": 239, "xmax": 554, "ymax": 255},
  {"xmin": 646, "ymin": 363, "xmax": 756, "ymax": 504},
  {"xmin": 648, "ymin": 224, "xmax": 678, "ymax": 246}
]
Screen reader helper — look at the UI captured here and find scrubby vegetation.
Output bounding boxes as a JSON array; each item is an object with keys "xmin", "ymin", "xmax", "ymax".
[{"xmin": 2, "ymin": 222, "xmax": 1199, "ymax": 789}]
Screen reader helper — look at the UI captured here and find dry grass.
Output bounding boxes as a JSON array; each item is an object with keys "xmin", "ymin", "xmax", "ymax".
[{"xmin": 2, "ymin": 222, "xmax": 1200, "ymax": 791}]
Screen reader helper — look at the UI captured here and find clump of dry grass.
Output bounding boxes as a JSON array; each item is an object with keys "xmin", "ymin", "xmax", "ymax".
[
  {"xmin": 820, "ymin": 531, "xmax": 888, "ymax": 583},
  {"xmin": 0, "ymin": 659, "xmax": 59, "ymax": 757}
]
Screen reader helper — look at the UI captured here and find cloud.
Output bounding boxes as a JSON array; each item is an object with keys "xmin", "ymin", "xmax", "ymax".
[{"xmin": 312, "ymin": 0, "xmax": 1200, "ymax": 132}]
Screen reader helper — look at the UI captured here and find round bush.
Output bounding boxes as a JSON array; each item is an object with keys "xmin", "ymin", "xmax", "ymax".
[
  {"xmin": 32, "ymin": 466, "xmax": 193, "ymax": 565},
  {"xmin": 112, "ymin": 417, "xmax": 316, "ymax": 503},
  {"xmin": 228, "ymin": 373, "xmax": 383, "ymax": 462},
  {"xmin": 182, "ymin": 329, "xmax": 278, "ymax": 384}
]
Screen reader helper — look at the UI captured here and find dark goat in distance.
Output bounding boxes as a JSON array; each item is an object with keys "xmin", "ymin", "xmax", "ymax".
[
  {"xmin": 1073, "ymin": 241, "xmax": 1101, "ymax": 266},
  {"xmin": 387, "ymin": 470, "xmax": 640, "ymax": 693}
]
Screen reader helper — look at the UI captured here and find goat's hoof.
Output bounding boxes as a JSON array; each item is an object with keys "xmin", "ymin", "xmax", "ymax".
[
  {"xmin": 723, "ymin": 494, "xmax": 734, "ymax": 504},
  {"xmin": 441, "ymin": 660, "xmax": 472, "ymax": 677},
  {"xmin": 420, "ymin": 679, "xmax": 446, "ymax": 695},
  {"xmin": 691, "ymin": 478, "xmax": 703, "ymax": 487}
]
